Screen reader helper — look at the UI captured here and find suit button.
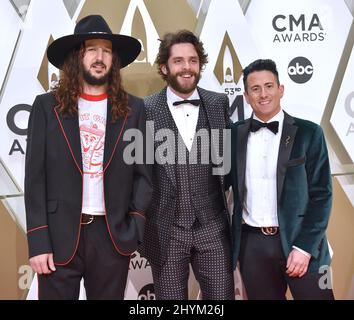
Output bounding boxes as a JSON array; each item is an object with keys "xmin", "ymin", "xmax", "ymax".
[{"xmin": 170, "ymin": 195, "xmax": 175, "ymax": 199}]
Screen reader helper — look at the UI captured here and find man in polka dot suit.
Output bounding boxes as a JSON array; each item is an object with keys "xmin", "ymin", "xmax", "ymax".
[{"xmin": 141, "ymin": 30, "xmax": 234, "ymax": 300}]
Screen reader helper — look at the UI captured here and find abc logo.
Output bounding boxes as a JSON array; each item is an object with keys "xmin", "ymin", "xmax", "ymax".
[
  {"xmin": 287, "ymin": 57, "xmax": 313, "ymax": 84},
  {"xmin": 138, "ymin": 283, "xmax": 155, "ymax": 300}
]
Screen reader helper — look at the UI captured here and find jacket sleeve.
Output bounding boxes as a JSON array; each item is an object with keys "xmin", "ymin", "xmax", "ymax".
[
  {"xmin": 293, "ymin": 125, "xmax": 332, "ymax": 258},
  {"xmin": 25, "ymin": 95, "xmax": 53, "ymax": 258},
  {"xmin": 129, "ymin": 100, "xmax": 153, "ymax": 243}
]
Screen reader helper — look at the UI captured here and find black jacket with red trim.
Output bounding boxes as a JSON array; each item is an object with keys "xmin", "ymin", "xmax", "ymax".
[{"xmin": 25, "ymin": 92, "xmax": 152, "ymax": 265}]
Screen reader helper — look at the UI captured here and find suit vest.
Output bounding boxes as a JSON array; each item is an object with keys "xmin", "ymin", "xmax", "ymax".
[{"xmin": 173, "ymin": 103, "xmax": 224, "ymax": 228}]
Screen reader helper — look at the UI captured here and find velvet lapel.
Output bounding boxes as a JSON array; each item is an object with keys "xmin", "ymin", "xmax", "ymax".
[
  {"xmin": 276, "ymin": 112, "xmax": 297, "ymax": 203},
  {"xmin": 236, "ymin": 119, "xmax": 251, "ymax": 204}
]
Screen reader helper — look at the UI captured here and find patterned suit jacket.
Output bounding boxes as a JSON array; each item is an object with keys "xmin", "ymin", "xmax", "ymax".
[{"xmin": 142, "ymin": 86, "xmax": 231, "ymax": 266}]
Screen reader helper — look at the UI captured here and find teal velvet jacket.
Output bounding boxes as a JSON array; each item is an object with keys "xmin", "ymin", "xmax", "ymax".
[{"xmin": 228, "ymin": 111, "xmax": 332, "ymax": 273}]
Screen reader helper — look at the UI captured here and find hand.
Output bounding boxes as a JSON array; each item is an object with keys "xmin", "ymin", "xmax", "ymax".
[
  {"xmin": 286, "ymin": 249, "xmax": 310, "ymax": 278},
  {"xmin": 29, "ymin": 253, "xmax": 56, "ymax": 275}
]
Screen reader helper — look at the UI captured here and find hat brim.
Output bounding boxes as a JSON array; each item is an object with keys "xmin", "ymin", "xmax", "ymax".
[{"xmin": 47, "ymin": 33, "xmax": 141, "ymax": 69}]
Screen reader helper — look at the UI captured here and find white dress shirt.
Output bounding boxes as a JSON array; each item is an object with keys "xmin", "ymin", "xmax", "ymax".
[
  {"xmin": 242, "ymin": 110, "xmax": 284, "ymax": 227},
  {"xmin": 242, "ymin": 109, "xmax": 310, "ymax": 257},
  {"xmin": 166, "ymin": 87, "xmax": 200, "ymax": 152}
]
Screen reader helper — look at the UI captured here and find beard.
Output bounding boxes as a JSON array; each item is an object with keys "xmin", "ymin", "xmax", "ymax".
[
  {"xmin": 82, "ymin": 62, "xmax": 111, "ymax": 86},
  {"xmin": 166, "ymin": 68, "xmax": 201, "ymax": 95}
]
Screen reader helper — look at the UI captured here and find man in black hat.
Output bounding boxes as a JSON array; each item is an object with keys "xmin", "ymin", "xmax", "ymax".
[{"xmin": 25, "ymin": 15, "xmax": 152, "ymax": 299}]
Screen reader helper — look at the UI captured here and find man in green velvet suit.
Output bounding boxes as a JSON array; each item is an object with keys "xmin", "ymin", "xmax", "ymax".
[{"xmin": 228, "ymin": 59, "xmax": 334, "ymax": 299}]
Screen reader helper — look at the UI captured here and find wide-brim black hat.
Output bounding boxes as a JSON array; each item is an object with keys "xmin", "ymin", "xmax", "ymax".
[{"xmin": 47, "ymin": 15, "xmax": 141, "ymax": 69}]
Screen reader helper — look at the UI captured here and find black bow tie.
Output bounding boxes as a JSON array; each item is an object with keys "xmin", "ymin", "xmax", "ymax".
[
  {"xmin": 250, "ymin": 119, "xmax": 279, "ymax": 134},
  {"xmin": 172, "ymin": 99, "xmax": 200, "ymax": 106}
]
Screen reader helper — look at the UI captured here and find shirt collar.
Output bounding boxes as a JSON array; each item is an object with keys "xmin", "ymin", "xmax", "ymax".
[
  {"xmin": 166, "ymin": 87, "xmax": 199, "ymax": 107},
  {"xmin": 253, "ymin": 109, "xmax": 284, "ymax": 124}
]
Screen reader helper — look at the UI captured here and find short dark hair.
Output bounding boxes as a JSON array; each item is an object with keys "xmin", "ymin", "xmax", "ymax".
[
  {"xmin": 243, "ymin": 59, "xmax": 280, "ymax": 92},
  {"xmin": 155, "ymin": 30, "xmax": 208, "ymax": 80}
]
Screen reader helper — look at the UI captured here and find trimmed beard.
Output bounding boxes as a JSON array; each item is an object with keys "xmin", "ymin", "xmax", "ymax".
[{"xmin": 166, "ymin": 67, "xmax": 201, "ymax": 95}]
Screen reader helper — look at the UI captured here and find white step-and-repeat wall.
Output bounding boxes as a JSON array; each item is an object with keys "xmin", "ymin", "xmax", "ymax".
[{"xmin": 0, "ymin": 0, "xmax": 353, "ymax": 299}]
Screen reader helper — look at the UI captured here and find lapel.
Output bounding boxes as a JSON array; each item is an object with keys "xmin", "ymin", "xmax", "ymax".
[
  {"xmin": 54, "ymin": 106, "xmax": 83, "ymax": 174},
  {"xmin": 198, "ymin": 87, "xmax": 227, "ymax": 187},
  {"xmin": 236, "ymin": 118, "xmax": 251, "ymax": 203},
  {"xmin": 152, "ymin": 88, "xmax": 177, "ymax": 187},
  {"xmin": 103, "ymin": 100, "xmax": 127, "ymax": 171},
  {"xmin": 276, "ymin": 111, "xmax": 297, "ymax": 203},
  {"xmin": 198, "ymin": 87, "xmax": 219, "ymax": 130},
  {"xmin": 54, "ymin": 99, "xmax": 127, "ymax": 175}
]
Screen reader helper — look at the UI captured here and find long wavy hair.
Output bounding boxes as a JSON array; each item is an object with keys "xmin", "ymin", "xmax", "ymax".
[{"xmin": 53, "ymin": 44, "xmax": 130, "ymax": 122}]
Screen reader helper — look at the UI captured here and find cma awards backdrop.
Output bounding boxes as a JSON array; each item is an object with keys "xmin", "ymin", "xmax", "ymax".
[{"xmin": 0, "ymin": 0, "xmax": 354, "ymax": 299}]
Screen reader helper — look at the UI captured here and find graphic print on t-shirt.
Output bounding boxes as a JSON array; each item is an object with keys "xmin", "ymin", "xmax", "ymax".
[
  {"xmin": 80, "ymin": 120, "xmax": 105, "ymax": 173},
  {"xmin": 79, "ymin": 96, "xmax": 107, "ymax": 213}
]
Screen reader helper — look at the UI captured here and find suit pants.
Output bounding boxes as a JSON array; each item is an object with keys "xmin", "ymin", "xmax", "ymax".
[
  {"xmin": 239, "ymin": 226, "xmax": 334, "ymax": 300},
  {"xmin": 150, "ymin": 216, "xmax": 235, "ymax": 300},
  {"xmin": 38, "ymin": 215, "xmax": 130, "ymax": 300}
]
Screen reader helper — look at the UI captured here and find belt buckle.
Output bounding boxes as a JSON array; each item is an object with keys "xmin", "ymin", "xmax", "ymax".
[
  {"xmin": 81, "ymin": 215, "xmax": 94, "ymax": 225},
  {"xmin": 261, "ymin": 226, "xmax": 278, "ymax": 235}
]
